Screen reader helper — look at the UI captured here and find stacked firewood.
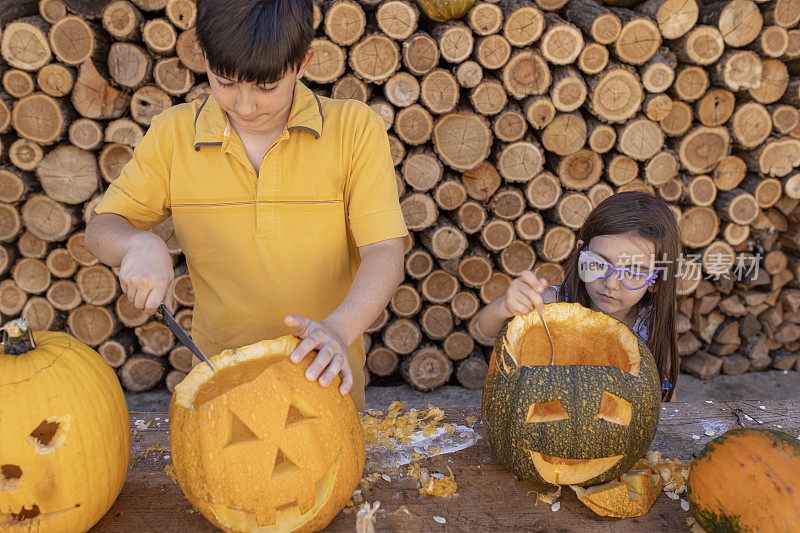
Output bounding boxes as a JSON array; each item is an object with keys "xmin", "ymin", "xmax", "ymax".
[{"xmin": 0, "ymin": 0, "xmax": 798, "ymax": 393}]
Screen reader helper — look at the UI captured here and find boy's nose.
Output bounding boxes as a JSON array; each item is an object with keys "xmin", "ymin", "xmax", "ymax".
[{"xmin": 235, "ymin": 93, "xmax": 257, "ymax": 116}]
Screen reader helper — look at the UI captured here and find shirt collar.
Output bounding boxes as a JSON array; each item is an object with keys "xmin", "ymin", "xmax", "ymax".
[{"xmin": 193, "ymin": 80, "xmax": 324, "ymax": 150}]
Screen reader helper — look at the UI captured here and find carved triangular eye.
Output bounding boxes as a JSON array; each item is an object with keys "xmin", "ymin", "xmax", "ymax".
[
  {"xmin": 285, "ymin": 402, "xmax": 316, "ymax": 428},
  {"xmin": 227, "ymin": 412, "xmax": 259, "ymax": 446},
  {"xmin": 272, "ymin": 448, "xmax": 300, "ymax": 479}
]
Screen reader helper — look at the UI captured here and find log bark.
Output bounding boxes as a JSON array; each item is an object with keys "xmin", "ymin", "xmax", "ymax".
[
  {"xmin": 451, "ymin": 290, "xmax": 480, "ymax": 320},
  {"xmin": 587, "ymin": 65, "xmax": 643, "ymax": 123},
  {"xmin": 383, "ymin": 318, "xmax": 422, "ymax": 356},
  {"xmin": 637, "ymin": 0, "xmax": 698, "ymax": 40},
  {"xmin": 456, "ymin": 354, "xmax": 489, "ymax": 389},
  {"xmin": 456, "ymin": 200, "xmax": 487, "ymax": 234},
  {"xmin": 142, "ymin": 18, "xmax": 176, "ymax": 56},
  {"xmin": 432, "ymin": 112, "xmax": 492, "ymax": 171},
  {"xmin": 502, "ymin": 0, "xmax": 545, "ymax": 47},
  {"xmin": 564, "ymin": 0, "xmax": 621, "ymax": 44},
  {"xmin": 402, "ymin": 32, "xmax": 439, "ymax": 76},
  {"xmin": 420, "ymin": 270, "xmax": 459, "ymax": 304},
  {"xmin": 120, "ymin": 354, "xmax": 166, "ymax": 392},
  {"xmin": 367, "ymin": 345, "xmax": 399, "ymax": 377},
  {"xmin": 612, "ymin": 9, "xmax": 661, "ymax": 65},
  {"xmin": 401, "ymin": 345, "xmax": 452, "ymax": 391},
  {"xmin": 496, "ymin": 137, "xmax": 544, "ymax": 182},
  {"xmin": 540, "ymin": 13, "xmax": 583, "ymax": 65},
  {"xmin": 700, "ymin": 0, "xmax": 763, "ymax": 48},
  {"xmin": 420, "ymin": 69, "xmax": 459, "ymax": 114},
  {"xmin": 468, "ymin": 2, "xmax": 503, "ymax": 36}
]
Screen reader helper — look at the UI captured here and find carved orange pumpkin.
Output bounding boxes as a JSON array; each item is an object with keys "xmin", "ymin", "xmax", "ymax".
[
  {"xmin": 0, "ymin": 319, "xmax": 130, "ymax": 532},
  {"xmin": 482, "ymin": 303, "xmax": 661, "ymax": 487},
  {"xmin": 169, "ymin": 336, "xmax": 365, "ymax": 532}
]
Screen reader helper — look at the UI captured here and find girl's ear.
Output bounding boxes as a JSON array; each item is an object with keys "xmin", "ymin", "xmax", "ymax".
[{"xmin": 576, "ymin": 239, "xmax": 584, "ymax": 250}]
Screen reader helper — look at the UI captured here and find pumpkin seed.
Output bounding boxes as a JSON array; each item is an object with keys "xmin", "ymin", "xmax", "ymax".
[
  {"xmin": 551, "ymin": 502, "xmax": 560, "ymax": 511},
  {"xmin": 680, "ymin": 499, "xmax": 690, "ymax": 511},
  {"xmin": 382, "ymin": 474, "xmax": 391, "ymax": 482},
  {"xmin": 433, "ymin": 516, "xmax": 446, "ymax": 523}
]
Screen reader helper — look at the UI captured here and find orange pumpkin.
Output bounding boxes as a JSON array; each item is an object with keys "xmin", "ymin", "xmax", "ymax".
[
  {"xmin": 0, "ymin": 319, "xmax": 129, "ymax": 532},
  {"xmin": 169, "ymin": 335, "xmax": 365, "ymax": 533},
  {"xmin": 687, "ymin": 428, "xmax": 800, "ymax": 532}
]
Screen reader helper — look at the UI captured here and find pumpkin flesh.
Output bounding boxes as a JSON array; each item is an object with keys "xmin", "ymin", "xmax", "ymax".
[
  {"xmin": 482, "ymin": 303, "xmax": 661, "ymax": 487},
  {"xmin": 572, "ymin": 469, "xmax": 663, "ymax": 517},
  {"xmin": 170, "ymin": 335, "xmax": 365, "ymax": 533}
]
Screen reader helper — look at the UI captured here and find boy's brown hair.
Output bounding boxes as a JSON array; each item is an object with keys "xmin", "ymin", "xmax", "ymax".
[{"xmin": 196, "ymin": 0, "xmax": 314, "ymax": 84}]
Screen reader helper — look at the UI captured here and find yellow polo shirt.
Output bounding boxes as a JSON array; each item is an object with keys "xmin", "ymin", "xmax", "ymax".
[{"xmin": 95, "ymin": 81, "xmax": 407, "ymax": 408}]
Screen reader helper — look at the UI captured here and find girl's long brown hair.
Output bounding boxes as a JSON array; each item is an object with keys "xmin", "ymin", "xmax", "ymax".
[{"xmin": 560, "ymin": 191, "xmax": 682, "ymax": 401}]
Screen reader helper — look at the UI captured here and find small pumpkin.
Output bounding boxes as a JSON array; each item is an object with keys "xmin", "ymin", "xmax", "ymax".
[
  {"xmin": 571, "ymin": 469, "xmax": 662, "ymax": 517},
  {"xmin": 0, "ymin": 319, "xmax": 130, "ymax": 532},
  {"xmin": 687, "ymin": 427, "xmax": 800, "ymax": 532},
  {"xmin": 169, "ymin": 335, "xmax": 365, "ymax": 533},
  {"xmin": 481, "ymin": 303, "xmax": 661, "ymax": 487},
  {"xmin": 416, "ymin": 0, "xmax": 475, "ymax": 23}
]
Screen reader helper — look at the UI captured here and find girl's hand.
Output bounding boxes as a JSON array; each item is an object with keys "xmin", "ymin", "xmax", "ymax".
[{"xmin": 501, "ymin": 271, "xmax": 549, "ymax": 317}]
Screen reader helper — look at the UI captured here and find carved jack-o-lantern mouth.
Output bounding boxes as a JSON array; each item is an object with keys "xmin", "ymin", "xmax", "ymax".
[
  {"xmin": 0, "ymin": 503, "xmax": 80, "ymax": 529},
  {"xmin": 528, "ymin": 452, "xmax": 624, "ymax": 485},
  {"xmin": 208, "ymin": 456, "xmax": 340, "ymax": 532}
]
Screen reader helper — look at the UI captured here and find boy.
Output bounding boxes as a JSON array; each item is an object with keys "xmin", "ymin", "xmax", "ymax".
[{"xmin": 85, "ymin": 0, "xmax": 407, "ymax": 409}]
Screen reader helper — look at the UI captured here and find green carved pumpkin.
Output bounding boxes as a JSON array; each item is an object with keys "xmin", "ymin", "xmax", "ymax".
[
  {"xmin": 416, "ymin": 0, "xmax": 475, "ymax": 22},
  {"xmin": 481, "ymin": 303, "xmax": 661, "ymax": 487}
]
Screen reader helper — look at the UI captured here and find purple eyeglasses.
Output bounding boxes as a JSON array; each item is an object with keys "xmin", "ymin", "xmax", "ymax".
[{"xmin": 578, "ymin": 247, "xmax": 658, "ymax": 290}]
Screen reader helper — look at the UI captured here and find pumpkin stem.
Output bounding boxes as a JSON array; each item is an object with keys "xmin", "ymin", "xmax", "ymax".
[{"xmin": 0, "ymin": 318, "xmax": 36, "ymax": 355}]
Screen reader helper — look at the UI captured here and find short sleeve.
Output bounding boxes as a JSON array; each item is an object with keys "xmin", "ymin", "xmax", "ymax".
[
  {"xmin": 345, "ymin": 111, "xmax": 408, "ymax": 247},
  {"xmin": 94, "ymin": 114, "xmax": 172, "ymax": 230}
]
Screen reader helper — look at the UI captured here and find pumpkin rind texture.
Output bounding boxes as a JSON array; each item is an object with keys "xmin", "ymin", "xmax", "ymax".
[
  {"xmin": 687, "ymin": 428, "xmax": 800, "ymax": 533},
  {"xmin": 0, "ymin": 330, "xmax": 130, "ymax": 532},
  {"xmin": 481, "ymin": 303, "xmax": 661, "ymax": 487},
  {"xmin": 169, "ymin": 335, "xmax": 366, "ymax": 533},
  {"xmin": 416, "ymin": 0, "xmax": 475, "ymax": 22}
]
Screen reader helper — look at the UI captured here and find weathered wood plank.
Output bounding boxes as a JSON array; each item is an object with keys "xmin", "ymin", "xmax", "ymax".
[{"xmin": 92, "ymin": 400, "xmax": 800, "ymax": 532}]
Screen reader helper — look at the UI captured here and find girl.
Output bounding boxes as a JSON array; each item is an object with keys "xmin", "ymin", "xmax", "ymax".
[{"xmin": 477, "ymin": 191, "xmax": 681, "ymax": 401}]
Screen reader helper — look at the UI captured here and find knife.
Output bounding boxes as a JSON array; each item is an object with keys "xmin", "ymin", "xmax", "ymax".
[{"xmin": 158, "ymin": 304, "xmax": 216, "ymax": 371}]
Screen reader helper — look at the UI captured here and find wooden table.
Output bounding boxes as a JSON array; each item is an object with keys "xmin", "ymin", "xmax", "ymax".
[{"xmin": 92, "ymin": 399, "xmax": 800, "ymax": 532}]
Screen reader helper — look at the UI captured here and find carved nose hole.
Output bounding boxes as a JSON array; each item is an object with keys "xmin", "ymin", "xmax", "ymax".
[
  {"xmin": 1, "ymin": 464, "xmax": 22, "ymax": 491},
  {"xmin": 272, "ymin": 449, "xmax": 300, "ymax": 479}
]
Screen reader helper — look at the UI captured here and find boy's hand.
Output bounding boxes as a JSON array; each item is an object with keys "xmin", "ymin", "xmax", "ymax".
[
  {"xmin": 501, "ymin": 271, "xmax": 549, "ymax": 318},
  {"xmin": 284, "ymin": 315, "xmax": 353, "ymax": 396},
  {"xmin": 118, "ymin": 232, "xmax": 175, "ymax": 315}
]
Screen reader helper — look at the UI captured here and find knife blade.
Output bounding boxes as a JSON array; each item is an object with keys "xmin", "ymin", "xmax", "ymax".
[{"xmin": 158, "ymin": 304, "xmax": 216, "ymax": 371}]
